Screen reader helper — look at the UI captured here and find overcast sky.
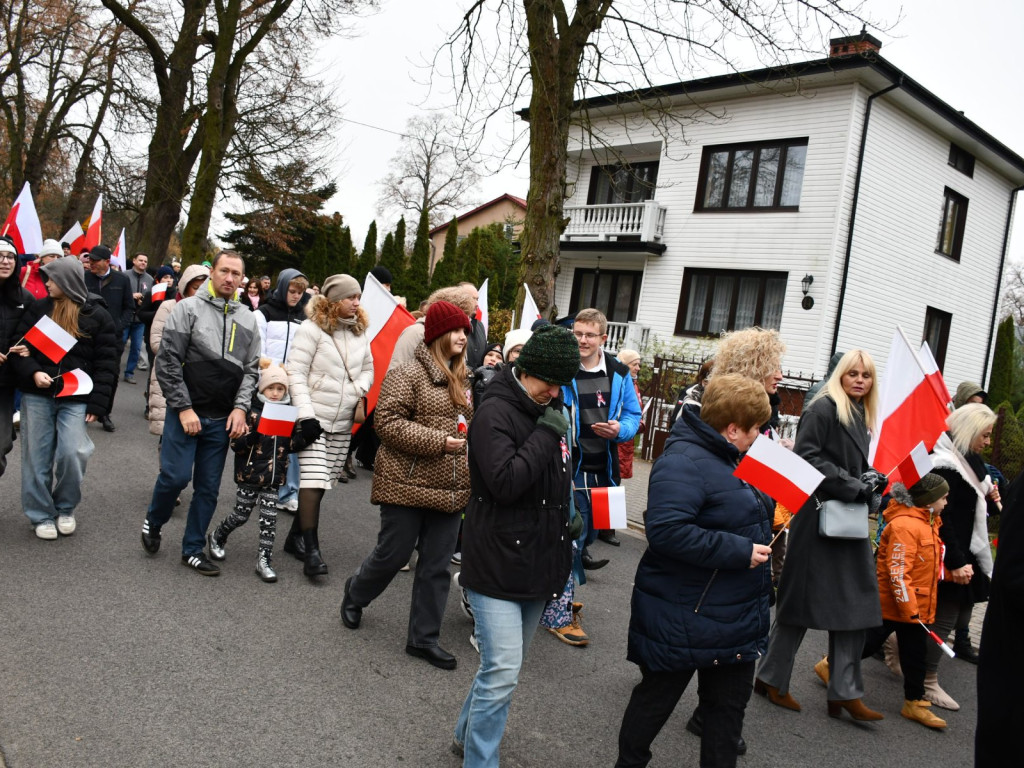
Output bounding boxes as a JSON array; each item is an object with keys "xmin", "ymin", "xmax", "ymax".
[{"xmin": 312, "ymin": 0, "xmax": 1023, "ymax": 261}]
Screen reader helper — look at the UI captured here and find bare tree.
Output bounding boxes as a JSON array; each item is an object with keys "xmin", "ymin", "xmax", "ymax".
[
  {"xmin": 377, "ymin": 112, "xmax": 479, "ymax": 227},
  {"xmin": 1003, "ymin": 261, "xmax": 1024, "ymax": 327},
  {"xmin": 441, "ymin": 0, "xmax": 879, "ymax": 317}
]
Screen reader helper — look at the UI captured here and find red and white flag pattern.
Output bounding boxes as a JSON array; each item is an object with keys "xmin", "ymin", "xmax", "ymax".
[
  {"xmin": 56, "ymin": 368, "xmax": 93, "ymax": 398},
  {"xmin": 360, "ymin": 271, "xmax": 416, "ymax": 432},
  {"xmin": 151, "ymin": 282, "xmax": 169, "ymax": 301},
  {"xmin": 83, "ymin": 194, "xmax": 102, "ymax": 251},
  {"xmin": 518, "ymin": 283, "xmax": 542, "ymax": 331},
  {"xmin": 919, "ymin": 342, "xmax": 953, "ymax": 413},
  {"xmin": 110, "ymin": 228, "xmax": 127, "ymax": 271},
  {"xmin": 896, "ymin": 441, "xmax": 933, "ymax": 489},
  {"xmin": 25, "ymin": 314, "xmax": 78, "ymax": 363},
  {"xmin": 258, "ymin": 401, "xmax": 298, "ymax": 437},
  {"xmin": 734, "ymin": 434, "xmax": 824, "ymax": 514},
  {"xmin": 590, "ymin": 486, "xmax": 627, "ymax": 530},
  {"xmin": 61, "ymin": 222, "xmax": 85, "ymax": 255},
  {"xmin": 2, "ymin": 182, "xmax": 43, "ymax": 255},
  {"xmin": 869, "ymin": 328, "xmax": 951, "ymax": 476},
  {"xmin": 476, "ymin": 278, "xmax": 489, "ymax": 336}
]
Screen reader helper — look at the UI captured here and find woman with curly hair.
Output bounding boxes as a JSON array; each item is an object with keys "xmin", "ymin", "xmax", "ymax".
[
  {"xmin": 283, "ymin": 274, "xmax": 374, "ymax": 577},
  {"xmin": 713, "ymin": 327, "xmax": 786, "ymax": 430}
]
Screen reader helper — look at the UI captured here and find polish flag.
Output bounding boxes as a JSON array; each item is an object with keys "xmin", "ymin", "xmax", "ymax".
[
  {"xmin": 476, "ymin": 278, "xmax": 489, "ymax": 335},
  {"xmin": 61, "ymin": 222, "xmax": 85, "ymax": 254},
  {"xmin": 919, "ymin": 342, "xmax": 953, "ymax": 413},
  {"xmin": 258, "ymin": 401, "xmax": 298, "ymax": 437},
  {"xmin": 360, "ymin": 271, "xmax": 416, "ymax": 432},
  {"xmin": 25, "ymin": 314, "xmax": 78, "ymax": 363},
  {"xmin": 56, "ymin": 368, "xmax": 93, "ymax": 398},
  {"xmin": 591, "ymin": 486, "xmax": 627, "ymax": 530},
  {"xmin": 517, "ymin": 283, "xmax": 542, "ymax": 331},
  {"xmin": 2, "ymin": 182, "xmax": 43, "ymax": 255},
  {"xmin": 83, "ymin": 194, "xmax": 102, "ymax": 251},
  {"xmin": 734, "ymin": 434, "xmax": 824, "ymax": 514},
  {"xmin": 869, "ymin": 328, "xmax": 951, "ymax": 477},
  {"xmin": 110, "ymin": 228, "xmax": 127, "ymax": 271},
  {"xmin": 151, "ymin": 282, "xmax": 169, "ymax": 301},
  {"xmin": 895, "ymin": 441, "xmax": 934, "ymax": 488}
]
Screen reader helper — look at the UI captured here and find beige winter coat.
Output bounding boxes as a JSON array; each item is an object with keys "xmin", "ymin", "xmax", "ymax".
[{"xmin": 287, "ymin": 307, "xmax": 373, "ymax": 433}]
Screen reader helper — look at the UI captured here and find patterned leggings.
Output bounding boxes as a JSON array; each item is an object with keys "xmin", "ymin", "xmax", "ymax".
[
  {"xmin": 541, "ymin": 542, "xmax": 578, "ymax": 629},
  {"xmin": 213, "ymin": 484, "xmax": 279, "ymax": 558}
]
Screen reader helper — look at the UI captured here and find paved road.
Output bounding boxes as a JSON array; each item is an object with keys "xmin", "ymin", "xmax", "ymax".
[{"xmin": 0, "ymin": 384, "xmax": 981, "ymax": 767}]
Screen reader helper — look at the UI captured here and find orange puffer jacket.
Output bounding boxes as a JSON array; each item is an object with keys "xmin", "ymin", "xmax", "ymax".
[{"xmin": 875, "ymin": 498, "xmax": 943, "ymax": 624}]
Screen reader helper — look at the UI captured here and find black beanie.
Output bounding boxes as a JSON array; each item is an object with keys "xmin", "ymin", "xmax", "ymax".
[
  {"xmin": 909, "ymin": 473, "xmax": 949, "ymax": 508},
  {"xmin": 370, "ymin": 265, "xmax": 393, "ymax": 285},
  {"xmin": 514, "ymin": 325, "xmax": 580, "ymax": 385}
]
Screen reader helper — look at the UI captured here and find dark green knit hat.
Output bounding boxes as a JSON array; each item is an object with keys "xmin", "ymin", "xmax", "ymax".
[
  {"xmin": 514, "ymin": 325, "xmax": 580, "ymax": 385},
  {"xmin": 909, "ymin": 473, "xmax": 949, "ymax": 508}
]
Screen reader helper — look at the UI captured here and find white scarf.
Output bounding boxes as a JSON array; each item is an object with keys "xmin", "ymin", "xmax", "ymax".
[{"xmin": 930, "ymin": 433, "xmax": 994, "ymax": 578}]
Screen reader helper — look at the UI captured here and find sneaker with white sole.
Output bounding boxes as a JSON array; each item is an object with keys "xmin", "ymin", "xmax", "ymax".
[
  {"xmin": 276, "ymin": 498, "xmax": 299, "ymax": 512},
  {"xmin": 452, "ymin": 571, "xmax": 474, "ymax": 621},
  {"xmin": 56, "ymin": 516, "xmax": 76, "ymax": 535},
  {"xmin": 469, "ymin": 632, "xmax": 479, "ymax": 653},
  {"xmin": 35, "ymin": 521, "xmax": 58, "ymax": 540},
  {"xmin": 182, "ymin": 552, "xmax": 220, "ymax": 576}
]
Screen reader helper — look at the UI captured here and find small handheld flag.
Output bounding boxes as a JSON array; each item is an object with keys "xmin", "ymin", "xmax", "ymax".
[
  {"xmin": 590, "ymin": 486, "xmax": 627, "ymax": 530},
  {"xmin": 151, "ymin": 282, "xmax": 169, "ymax": 301},
  {"xmin": 896, "ymin": 441, "xmax": 933, "ymax": 488},
  {"xmin": 25, "ymin": 314, "xmax": 77, "ymax": 363},
  {"xmin": 258, "ymin": 402, "xmax": 298, "ymax": 437},
  {"xmin": 734, "ymin": 434, "xmax": 824, "ymax": 515},
  {"xmin": 457, "ymin": 414, "xmax": 467, "ymax": 435},
  {"xmin": 917, "ymin": 619, "xmax": 956, "ymax": 658},
  {"xmin": 56, "ymin": 368, "xmax": 93, "ymax": 398}
]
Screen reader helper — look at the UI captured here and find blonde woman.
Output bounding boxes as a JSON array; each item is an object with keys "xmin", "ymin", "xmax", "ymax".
[
  {"xmin": 756, "ymin": 349, "xmax": 888, "ymax": 721},
  {"xmin": 714, "ymin": 327, "xmax": 787, "ymax": 433}
]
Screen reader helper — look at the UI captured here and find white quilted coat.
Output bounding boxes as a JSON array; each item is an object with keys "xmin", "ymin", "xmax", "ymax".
[{"xmin": 287, "ymin": 314, "xmax": 374, "ymax": 433}]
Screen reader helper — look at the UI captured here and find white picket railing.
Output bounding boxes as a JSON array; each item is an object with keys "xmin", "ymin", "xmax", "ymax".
[
  {"xmin": 604, "ymin": 321, "xmax": 651, "ymax": 354},
  {"xmin": 562, "ymin": 200, "xmax": 667, "ymax": 242}
]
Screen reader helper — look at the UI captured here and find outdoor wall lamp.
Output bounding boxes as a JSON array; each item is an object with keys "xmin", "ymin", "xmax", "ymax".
[
  {"xmin": 563, "ymin": 181, "xmax": 577, "ymax": 199},
  {"xmin": 801, "ymin": 274, "xmax": 814, "ymax": 310}
]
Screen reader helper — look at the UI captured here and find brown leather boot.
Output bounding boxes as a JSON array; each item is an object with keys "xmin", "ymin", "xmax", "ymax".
[
  {"xmin": 827, "ymin": 698, "xmax": 885, "ymax": 721},
  {"xmin": 754, "ymin": 678, "xmax": 801, "ymax": 711},
  {"xmin": 814, "ymin": 655, "xmax": 830, "ymax": 686},
  {"xmin": 901, "ymin": 699, "xmax": 947, "ymax": 729}
]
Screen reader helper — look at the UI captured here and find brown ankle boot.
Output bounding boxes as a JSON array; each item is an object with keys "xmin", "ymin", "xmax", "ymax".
[
  {"xmin": 901, "ymin": 699, "xmax": 947, "ymax": 729},
  {"xmin": 814, "ymin": 655, "xmax": 830, "ymax": 686},
  {"xmin": 754, "ymin": 678, "xmax": 801, "ymax": 711},
  {"xmin": 827, "ymin": 698, "xmax": 884, "ymax": 721}
]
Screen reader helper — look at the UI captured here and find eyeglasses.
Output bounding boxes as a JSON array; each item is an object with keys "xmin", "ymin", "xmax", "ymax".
[
  {"xmin": 0, "ymin": 253, "xmax": 17, "ymax": 262},
  {"xmin": 573, "ymin": 331, "xmax": 602, "ymax": 341}
]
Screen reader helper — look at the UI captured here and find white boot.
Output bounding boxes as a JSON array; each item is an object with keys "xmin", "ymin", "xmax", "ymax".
[
  {"xmin": 883, "ymin": 634, "xmax": 902, "ymax": 677},
  {"xmin": 923, "ymin": 671, "xmax": 959, "ymax": 711}
]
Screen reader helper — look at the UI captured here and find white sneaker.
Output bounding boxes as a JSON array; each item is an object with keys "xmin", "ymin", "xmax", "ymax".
[
  {"xmin": 276, "ymin": 498, "xmax": 299, "ymax": 512},
  {"xmin": 469, "ymin": 633, "xmax": 479, "ymax": 653},
  {"xmin": 56, "ymin": 516, "xmax": 77, "ymax": 535},
  {"xmin": 35, "ymin": 521, "xmax": 58, "ymax": 540},
  {"xmin": 12, "ymin": 411, "xmax": 20, "ymax": 427}
]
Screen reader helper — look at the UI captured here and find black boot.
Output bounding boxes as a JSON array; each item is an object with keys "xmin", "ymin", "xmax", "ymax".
[
  {"xmin": 303, "ymin": 530, "xmax": 328, "ymax": 577},
  {"xmin": 283, "ymin": 516, "xmax": 305, "ymax": 560}
]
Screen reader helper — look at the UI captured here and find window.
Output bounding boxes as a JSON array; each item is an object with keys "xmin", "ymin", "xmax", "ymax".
[
  {"xmin": 570, "ymin": 269, "xmax": 642, "ymax": 323},
  {"xmin": 923, "ymin": 307, "xmax": 952, "ymax": 370},
  {"xmin": 948, "ymin": 143, "xmax": 975, "ymax": 178},
  {"xmin": 587, "ymin": 162, "xmax": 659, "ymax": 205},
  {"xmin": 695, "ymin": 138, "xmax": 808, "ymax": 211},
  {"xmin": 674, "ymin": 269, "xmax": 787, "ymax": 336},
  {"xmin": 936, "ymin": 187, "xmax": 969, "ymax": 261}
]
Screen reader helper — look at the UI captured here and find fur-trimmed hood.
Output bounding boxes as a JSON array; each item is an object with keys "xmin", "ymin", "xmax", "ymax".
[{"xmin": 304, "ymin": 294, "xmax": 369, "ymax": 336}]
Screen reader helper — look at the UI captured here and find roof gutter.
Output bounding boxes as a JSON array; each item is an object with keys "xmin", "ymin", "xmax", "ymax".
[
  {"xmin": 830, "ymin": 77, "xmax": 903, "ymax": 358},
  {"xmin": 981, "ymin": 184, "xmax": 1024, "ymax": 385}
]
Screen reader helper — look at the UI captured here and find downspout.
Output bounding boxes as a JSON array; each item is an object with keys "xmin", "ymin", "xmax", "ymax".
[
  {"xmin": 830, "ymin": 78, "xmax": 903, "ymax": 357},
  {"xmin": 981, "ymin": 184, "xmax": 1024, "ymax": 384}
]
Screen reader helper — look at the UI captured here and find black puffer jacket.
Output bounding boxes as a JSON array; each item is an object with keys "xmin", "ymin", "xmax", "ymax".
[
  {"xmin": 0, "ymin": 265, "xmax": 34, "ymax": 388},
  {"xmin": 459, "ymin": 364, "xmax": 574, "ymax": 602},
  {"xmin": 11, "ymin": 296, "xmax": 118, "ymax": 417}
]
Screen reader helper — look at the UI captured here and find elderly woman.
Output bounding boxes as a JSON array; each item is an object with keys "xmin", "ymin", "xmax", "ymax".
[
  {"xmin": 340, "ymin": 300, "xmax": 473, "ymax": 671},
  {"xmin": 283, "ymin": 274, "xmax": 373, "ymax": 577},
  {"xmin": 756, "ymin": 349, "xmax": 887, "ymax": 721},
  {"xmin": 616, "ymin": 349, "xmax": 644, "ymax": 481},
  {"xmin": 614, "ymin": 374, "xmax": 773, "ymax": 768}
]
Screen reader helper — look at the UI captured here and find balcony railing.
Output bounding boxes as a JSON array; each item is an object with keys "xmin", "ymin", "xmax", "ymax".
[
  {"xmin": 604, "ymin": 321, "xmax": 651, "ymax": 354},
  {"xmin": 562, "ymin": 200, "xmax": 667, "ymax": 242}
]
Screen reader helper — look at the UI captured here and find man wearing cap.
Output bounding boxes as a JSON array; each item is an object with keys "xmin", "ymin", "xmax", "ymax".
[
  {"xmin": 123, "ymin": 252, "xmax": 155, "ymax": 384},
  {"xmin": 453, "ymin": 325, "xmax": 581, "ymax": 763},
  {"xmin": 84, "ymin": 244, "xmax": 135, "ymax": 432},
  {"xmin": 0, "ymin": 239, "xmax": 34, "ymax": 478},
  {"xmin": 141, "ymin": 249, "xmax": 261, "ymax": 576}
]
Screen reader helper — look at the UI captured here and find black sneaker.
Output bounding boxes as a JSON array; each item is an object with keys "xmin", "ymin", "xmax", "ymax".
[
  {"xmin": 182, "ymin": 552, "xmax": 220, "ymax": 576},
  {"xmin": 141, "ymin": 520, "xmax": 161, "ymax": 554}
]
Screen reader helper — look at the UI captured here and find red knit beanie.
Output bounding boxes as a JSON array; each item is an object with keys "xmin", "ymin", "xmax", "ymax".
[{"xmin": 424, "ymin": 300, "xmax": 471, "ymax": 345}]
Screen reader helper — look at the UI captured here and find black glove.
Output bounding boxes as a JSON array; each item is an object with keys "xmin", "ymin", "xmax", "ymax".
[
  {"xmin": 569, "ymin": 511, "xmax": 584, "ymax": 540},
  {"xmin": 298, "ymin": 418, "xmax": 323, "ymax": 445},
  {"xmin": 536, "ymin": 406, "xmax": 569, "ymax": 436},
  {"xmin": 860, "ymin": 468, "xmax": 888, "ymax": 494},
  {"xmin": 867, "ymin": 490, "xmax": 883, "ymax": 517}
]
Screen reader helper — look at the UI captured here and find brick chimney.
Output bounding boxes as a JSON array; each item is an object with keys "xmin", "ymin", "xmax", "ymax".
[{"xmin": 829, "ymin": 29, "xmax": 882, "ymax": 58}]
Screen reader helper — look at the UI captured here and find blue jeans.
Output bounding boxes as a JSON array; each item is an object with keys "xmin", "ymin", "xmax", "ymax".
[
  {"xmin": 146, "ymin": 408, "xmax": 231, "ymax": 556},
  {"xmin": 277, "ymin": 452, "xmax": 299, "ymax": 504},
  {"xmin": 454, "ymin": 590, "xmax": 546, "ymax": 767},
  {"xmin": 20, "ymin": 394, "xmax": 93, "ymax": 524},
  {"xmin": 122, "ymin": 322, "xmax": 145, "ymax": 376}
]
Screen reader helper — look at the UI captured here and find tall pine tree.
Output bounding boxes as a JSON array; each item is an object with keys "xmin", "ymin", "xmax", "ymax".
[
  {"xmin": 354, "ymin": 220, "xmax": 378, "ymax": 280},
  {"xmin": 406, "ymin": 208, "xmax": 431, "ymax": 307},
  {"xmin": 338, "ymin": 225, "xmax": 354, "ymax": 275},
  {"xmin": 379, "ymin": 220, "xmax": 408, "ymax": 294},
  {"xmin": 989, "ymin": 315, "xmax": 1017, "ymax": 407},
  {"xmin": 430, "ymin": 218, "xmax": 460, "ymax": 288}
]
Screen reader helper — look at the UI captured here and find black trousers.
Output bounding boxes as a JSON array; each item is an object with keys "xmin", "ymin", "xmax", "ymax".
[
  {"xmin": 862, "ymin": 619, "xmax": 928, "ymax": 700},
  {"xmin": 616, "ymin": 660, "xmax": 754, "ymax": 768}
]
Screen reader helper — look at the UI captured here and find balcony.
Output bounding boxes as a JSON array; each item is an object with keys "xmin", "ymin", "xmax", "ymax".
[
  {"xmin": 561, "ymin": 200, "xmax": 667, "ymax": 243},
  {"xmin": 604, "ymin": 321, "xmax": 652, "ymax": 354}
]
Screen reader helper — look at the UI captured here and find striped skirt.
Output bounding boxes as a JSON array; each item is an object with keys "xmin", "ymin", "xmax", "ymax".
[{"xmin": 297, "ymin": 430, "xmax": 352, "ymax": 490}]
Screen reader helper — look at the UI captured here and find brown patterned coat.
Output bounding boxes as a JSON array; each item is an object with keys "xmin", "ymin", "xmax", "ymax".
[{"xmin": 371, "ymin": 342, "xmax": 472, "ymax": 513}]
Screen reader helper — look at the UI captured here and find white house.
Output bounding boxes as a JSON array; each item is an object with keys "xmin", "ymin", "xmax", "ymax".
[{"xmin": 545, "ymin": 33, "xmax": 1024, "ymax": 388}]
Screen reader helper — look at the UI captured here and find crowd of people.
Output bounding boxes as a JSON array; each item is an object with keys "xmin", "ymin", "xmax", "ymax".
[{"xmin": 0, "ymin": 237, "xmax": 1018, "ymax": 767}]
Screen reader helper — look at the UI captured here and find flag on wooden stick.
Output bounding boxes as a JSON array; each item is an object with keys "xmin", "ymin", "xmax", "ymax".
[{"xmin": 734, "ymin": 434, "xmax": 824, "ymax": 514}]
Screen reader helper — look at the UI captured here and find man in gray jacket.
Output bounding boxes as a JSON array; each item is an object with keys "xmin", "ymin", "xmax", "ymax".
[{"xmin": 140, "ymin": 251, "xmax": 262, "ymax": 576}]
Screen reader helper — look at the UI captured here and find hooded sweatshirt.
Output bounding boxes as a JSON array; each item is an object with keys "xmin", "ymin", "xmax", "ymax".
[
  {"xmin": 256, "ymin": 268, "xmax": 309, "ymax": 364},
  {"xmin": 875, "ymin": 484, "xmax": 943, "ymax": 624}
]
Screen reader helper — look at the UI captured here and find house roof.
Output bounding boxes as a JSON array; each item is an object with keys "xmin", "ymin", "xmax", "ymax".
[
  {"xmin": 517, "ymin": 52, "xmax": 1024, "ymax": 182},
  {"xmin": 429, "ymin": 193, "xmax": 528, "ymax": 236}
]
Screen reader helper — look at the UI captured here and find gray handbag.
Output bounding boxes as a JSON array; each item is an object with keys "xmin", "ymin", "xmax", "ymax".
[{"xmin": 817, "ymin": 496, "xmax": 869, "ymax": 540}]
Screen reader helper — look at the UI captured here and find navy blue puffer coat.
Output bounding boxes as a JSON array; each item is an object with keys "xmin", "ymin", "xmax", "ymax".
[{"xmin": 627, "ymin": 405, "xmax": 773, "ymax": 672}]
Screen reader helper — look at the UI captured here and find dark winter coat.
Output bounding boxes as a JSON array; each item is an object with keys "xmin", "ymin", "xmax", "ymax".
[
  {"xmin": 774, "ymin": 394, "xmax": 881, "ymax": 630},
  {"xmin": 0, "ymin": 265, "xmax": 34, "ymax": 389},
  {"xmin": 231, "ymin": 394, "xmax": 309, "ymax": 487},
  {"xmin": 627, "ymin": 406, "xmax": 772, "ymax": 672},
  {"xmin": 84, "ymin": 268, "xmax": 134, "ymax": 335},
  {"xmin": 137, "ymin": 287, "xmax": 171, "ymax": 355},
  {"xmin": 459, "ymin": 364, "xmax": 574, "ymax": 602},
  {"xmin": 466, "ymin": 317, "xmax": 488, "ymax": 369},
  {"xmin": 11, "ymin": 296, "xmax": 118, "ymax": 417}
]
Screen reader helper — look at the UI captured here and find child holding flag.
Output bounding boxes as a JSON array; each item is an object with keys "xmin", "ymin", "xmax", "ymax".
[
  {"xmin": 9, "ymin": 255, "xmax": 117, "ymax": 539},
  {"xmin": 207, "ymin": 359, "xmax": 322, "ymax": 582}
]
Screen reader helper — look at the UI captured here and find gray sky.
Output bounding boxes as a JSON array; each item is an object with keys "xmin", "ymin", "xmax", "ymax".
[{"xmin": 318, "ymin": 0, "xmax": 1024, "ymax": 261}]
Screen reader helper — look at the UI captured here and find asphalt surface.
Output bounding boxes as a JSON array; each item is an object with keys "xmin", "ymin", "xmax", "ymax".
[{"xmin": 0, "ymin": 378, "xmax": 982, "ymax": 767}]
